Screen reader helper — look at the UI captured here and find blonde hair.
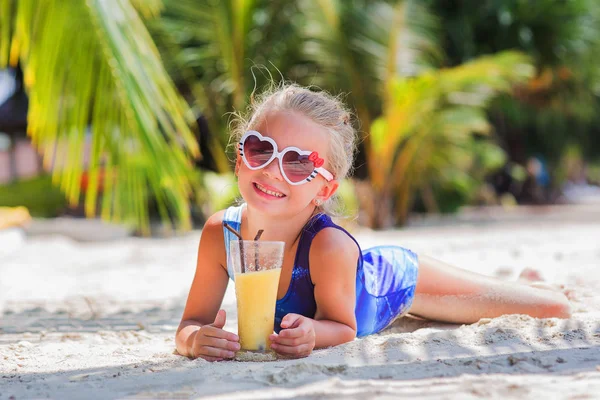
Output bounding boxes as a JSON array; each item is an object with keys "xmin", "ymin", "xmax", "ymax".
[{"xmin": 231, "ymin": 83, "xmax": 357, "ymax": 214}]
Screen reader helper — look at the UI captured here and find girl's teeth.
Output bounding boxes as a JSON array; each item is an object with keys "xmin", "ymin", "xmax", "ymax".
[{"xmin": 256, "ymin": 183, "xmax": 284, "ymax": 197}]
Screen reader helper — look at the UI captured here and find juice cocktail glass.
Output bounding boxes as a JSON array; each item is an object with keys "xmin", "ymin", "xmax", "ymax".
[{"xmin": 229, "ymin": 240, "xmax": 284, "ymax": 356}]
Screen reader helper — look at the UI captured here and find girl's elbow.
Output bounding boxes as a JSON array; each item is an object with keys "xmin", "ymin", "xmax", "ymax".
[
  {"xmin": 548, "ymin": 299, "xmax": 572, "ymax": 319},
  {"xmin": 342, "ymin": 326, "xmax": 357, "ymax": 343},
  {"xmin": 174, "ymin": 330, "xmax": 189, "ymax": 357},
  {"xmin": 539, "ymin": 295, "xmax": 572, "ymax": 319}
]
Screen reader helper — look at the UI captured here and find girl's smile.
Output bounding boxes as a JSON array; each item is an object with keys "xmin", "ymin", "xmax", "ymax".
[{"xmin": 253, "ymin": 181, "xmax": 287, "ymax": 199}]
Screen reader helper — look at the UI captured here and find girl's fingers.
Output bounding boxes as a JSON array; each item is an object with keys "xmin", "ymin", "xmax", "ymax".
[
  {"xmin": 200, "ymin": 325, "xmax": 239, "ymax": 342},
  {"xmin": 198, "ymin": 336, "xmax": 241, "ymax": 352},
  {"xmin": 280, "ymin": 314, "xmax": 302, "ymax": 329},
  {"xmin": 188, "ymin": 348, "xmax": 223, "ymax": 362},
  {"xmin": 194, "ymin": 345, "xmax": 236, "ymax": 359},
  {"xmin": 190, "ymin": 325, "xmax": 241, "ymax": 361},
  {"xmin": 270, "ymin": 336, "xmax": 303, "ymax": 347},
  {"xmin": 276, "ymin": 326, "xmax": 308, "ymax": 339},
  {"xmin": 270, "ymin": 343, "xmax": 311, "ymax": 357}
]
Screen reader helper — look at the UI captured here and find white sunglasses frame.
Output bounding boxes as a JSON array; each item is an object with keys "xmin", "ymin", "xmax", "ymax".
[{"xmin": 238, "ymin": 130, "xmax": 334, "ymax": 186}]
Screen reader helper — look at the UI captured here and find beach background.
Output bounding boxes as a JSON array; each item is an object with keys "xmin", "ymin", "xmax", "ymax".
[
  {"xmin": 2, "ymin": 204, "xmax": 599, "ymax": 399},
  {"xmin": 2, "ymin": 1, "xmax": 600, "ymax": 399}
]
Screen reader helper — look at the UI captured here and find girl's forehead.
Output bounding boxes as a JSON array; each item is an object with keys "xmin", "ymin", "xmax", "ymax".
[{"xmin": 255, "ymin": 111, "xmax": 329, "ymax": 151}]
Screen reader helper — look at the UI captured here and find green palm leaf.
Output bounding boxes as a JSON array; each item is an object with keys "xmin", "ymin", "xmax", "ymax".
[
  {"xmin": 300, "ymin": 0, "xmax": 441, "ymax": 114},
  {"xmin": 0, "ymin": 0, "xmax": 200, "ymax": 235},
  {"xmin": 372, "ymin": 51, "xmax": 534, "ymax": 225},
  {"xmin": 150, "ymin": 0, "xmax": 300, "ymax": 170},
  {"xmin": 299, "ymin": 0, "xmax": 441, "ymax": 184}
]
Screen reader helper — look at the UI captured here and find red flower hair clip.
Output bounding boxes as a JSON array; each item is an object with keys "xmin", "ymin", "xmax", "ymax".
[{"xmin": 308, "ymin": 151, "xmax": 324, "ymax": 168}]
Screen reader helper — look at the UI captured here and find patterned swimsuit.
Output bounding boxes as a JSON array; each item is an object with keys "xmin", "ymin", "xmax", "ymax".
[{"xmin": 222, "ymin": 205, "xmax": 419, "ymax": 337}]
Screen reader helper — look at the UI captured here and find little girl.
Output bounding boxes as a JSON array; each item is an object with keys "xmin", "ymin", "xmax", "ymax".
[{"xmin": 176, "ymin": 84, "xmax": 571, "ymax": 361}]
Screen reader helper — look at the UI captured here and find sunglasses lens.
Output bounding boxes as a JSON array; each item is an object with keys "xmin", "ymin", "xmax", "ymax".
[
  {"xmin": 243, "ymin": 135, "xmax": 274, "ymax": 167},
  {"xmin": 282, "ymin": 151, "xmax": 315, "ymax": 183}
]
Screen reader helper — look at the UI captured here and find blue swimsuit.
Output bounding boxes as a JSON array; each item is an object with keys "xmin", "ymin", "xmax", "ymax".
[{"xmin": 222, "ymin": 205, "xmax": 419, "ymax": 337}]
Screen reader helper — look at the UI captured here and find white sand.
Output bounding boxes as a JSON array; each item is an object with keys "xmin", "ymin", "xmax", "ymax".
[{"xmin": 1, "ymin": 205, "xmax": 600, "ymax": 399}]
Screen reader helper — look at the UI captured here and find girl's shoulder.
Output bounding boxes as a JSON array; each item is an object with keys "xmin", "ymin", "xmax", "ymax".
[
  {"xmin": 196, "ymin": 209, "xmax": 239, "ymax": 274},
  {"xmin": 202, "ymin": 209, "xmax": 227, "ymax": 235},
  {"xmin": 202, "ymin": 204, "xmax": 243, "ymax": 233},
  {"xmin": 308, "ymin": 222, "xmax": 360, "ymax": 280},
  {"xmin": 198, "ymin": 210, "xmax": 228, "ymax": 263},
  {"xmin": 310, "ymin": 224, "xmax": 360, "ymax": 258},
  {"xmin": 306, "ymin": 214, "xmax": 359, "ymax": 250}
]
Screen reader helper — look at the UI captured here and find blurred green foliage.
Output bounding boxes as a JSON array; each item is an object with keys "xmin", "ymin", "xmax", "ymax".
[
  {"xmin": 426, "ymin": 0, "xmax": 600, "ymax": 164},
  {"xmin": 2, "ymin": 0, "xmax": 599, "ymax": 231},
  {"xmin": 0, "ymin": 175, "xmax": 67, "ymax": 217},
  {"xmin": 149, "ymin": 0, "xmax": 539, "ymax": 227},
  {"xmin": 1, "ymin": 0, "xmax": 200, "ymax": 234},
  {"xmin": 332, "ymin": 180, "xmax": 360, "ymax": 219},
  {"xmin": 197, "ymin": 171, "xmax": 240, "ymax": 213}
]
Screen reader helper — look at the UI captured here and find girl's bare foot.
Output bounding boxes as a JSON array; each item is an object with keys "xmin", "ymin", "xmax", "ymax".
[
  {"xmin": 518, "ymin": 267, "xmax": 556, "ymax": 290},
  {"xmin": 518, "ymin": 267, "xmax": 576, "ymax": 300},
  {"xmin": 518, "ymin": 267, "xmax": 545, "ymax": 283}
]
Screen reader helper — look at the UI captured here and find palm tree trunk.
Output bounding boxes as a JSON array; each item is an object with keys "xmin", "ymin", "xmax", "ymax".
[
  {"xmin": 371, "ymin": 186, "xmax": 395, "ymax": 230},
  {"xmin": 8, "ymin": 138, "xmax": 17, "ymax": 183},
  {"xmin": 420, "ymin": 183, "xmax": 439, "ymax": 213}
]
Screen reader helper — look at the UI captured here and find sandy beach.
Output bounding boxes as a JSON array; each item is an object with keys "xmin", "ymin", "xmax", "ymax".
[{"xmin": 1, "ymin": 204, "xmax": 599, "ymax": 399}]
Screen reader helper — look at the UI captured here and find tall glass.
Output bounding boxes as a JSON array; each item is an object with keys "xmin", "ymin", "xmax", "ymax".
[{"xmin": 229, "ymin": 240, "xmax": 284, "ymax": 357}]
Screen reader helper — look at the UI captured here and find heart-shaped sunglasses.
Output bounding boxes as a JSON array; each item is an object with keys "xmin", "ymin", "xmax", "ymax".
[{"xmin": 238, "ymin": 131, "xmax": 334, "ymax": 185}]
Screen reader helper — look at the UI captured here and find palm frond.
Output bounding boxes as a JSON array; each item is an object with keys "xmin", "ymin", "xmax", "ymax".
[
  {"xmin": 299, "ymin": 0, "xmax": 441, "ymax": 187},
  {"xmin": 151, "ymin": 0, "xmax": 302, "ymax": 169},
  {"xmin": 368, "ymin": 50, "xmax": 534, "ymax": 224},
  {"xmin": 301, "ymin": 0, "xmax": 382, "ymax": 125},
  {"xmin": 129, "ymin": 0, "xmax": 163, "ymax": 18},
  {"xmin": 0, "ymin": 0, "xmax": 199, "ymax": 234},
  {"xmin": 300, "ymin": 0, "xmax": 440, "ymax": 111},
  {"xmin": 155, "ymin": 0, "xmax": 259, "ymax": 110}
]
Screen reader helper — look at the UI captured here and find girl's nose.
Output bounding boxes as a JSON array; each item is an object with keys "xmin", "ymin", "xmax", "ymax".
[{"xmin": 262, "ymin": 158, "xmax": 284, "ymax": 181}]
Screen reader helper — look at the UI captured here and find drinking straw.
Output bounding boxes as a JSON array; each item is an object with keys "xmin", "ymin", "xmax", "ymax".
[
  {"xmin": 223, "ymin": 221, "xmax": 243, "ymax": 240},
  {"xmin": 223, "ymin": 222, "xmax": 245, "ymax": 273},
  {"xmin": 253, "ymin": 229, "xmax": 264, "ymax": 270}
]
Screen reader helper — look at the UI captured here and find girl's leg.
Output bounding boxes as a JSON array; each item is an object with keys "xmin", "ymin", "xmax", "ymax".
[{"xmin": 408, "ymin": 255, "xmax": 571, "ymax": 324}]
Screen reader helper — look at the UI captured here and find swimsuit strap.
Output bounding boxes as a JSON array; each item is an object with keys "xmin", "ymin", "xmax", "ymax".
[
  {"xmin": 294, "ymin": 214, "xmax": 331, "ymax": 274},
  {"xmin": 222, "ymin": 204, "xmax": 244, "ymax": 281}
]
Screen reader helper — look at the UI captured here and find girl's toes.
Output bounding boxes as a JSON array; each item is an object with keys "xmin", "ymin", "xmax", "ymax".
[{"xmin": 518, "ymin": 267, "xmax": 545, "ymax": 283}]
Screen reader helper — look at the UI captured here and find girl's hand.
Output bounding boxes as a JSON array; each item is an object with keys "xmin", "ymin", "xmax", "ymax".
[
  {"xmin": 190, "ymin": 309, "xmax": 240, "ymax": 361},
  {"xmin": 269, "ymin": 313, "xmax": 316, "ymax": 358}
]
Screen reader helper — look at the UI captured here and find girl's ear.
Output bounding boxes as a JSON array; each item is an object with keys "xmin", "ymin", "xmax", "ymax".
[
  {"xmin": 235, "ymin": 155, "xmax": 241, "ymax": 176},
  {"xmin": 315, "ymin": 179, "xmax": 339, "ymax": 203}
]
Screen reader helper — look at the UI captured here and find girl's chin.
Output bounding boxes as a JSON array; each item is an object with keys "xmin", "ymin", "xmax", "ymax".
[
  {"xmin": 242, "ymin": 191, "xmax": 307, "ymax": 215},
  {"xmin": 241, "ymin": 185, "xmax": 314, "ymax": 216},
  {"xmin": 244, "ymin": 200, "xmax": 315, "ymax": 220},
  {"xmin": 246, "ymin": 197, "xmax": 287, "ymax": 213}
]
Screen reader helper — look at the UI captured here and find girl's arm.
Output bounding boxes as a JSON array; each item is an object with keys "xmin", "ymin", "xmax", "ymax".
[
  {"xmin": 175, "ymin": 211, "xmax": 240, "ymax": 360},
  {"xmin": 310, "ymin": 227, "xmax": 359, "ymax": 347},
  {"xmin": 269, "ymin": 228, "xmax": 359, "ymax": 357}
]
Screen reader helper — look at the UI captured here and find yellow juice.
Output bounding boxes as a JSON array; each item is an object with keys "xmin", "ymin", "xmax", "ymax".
[{"xmin": 234, "ymin": 268, "xmax": 281, "ymax": 351}]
